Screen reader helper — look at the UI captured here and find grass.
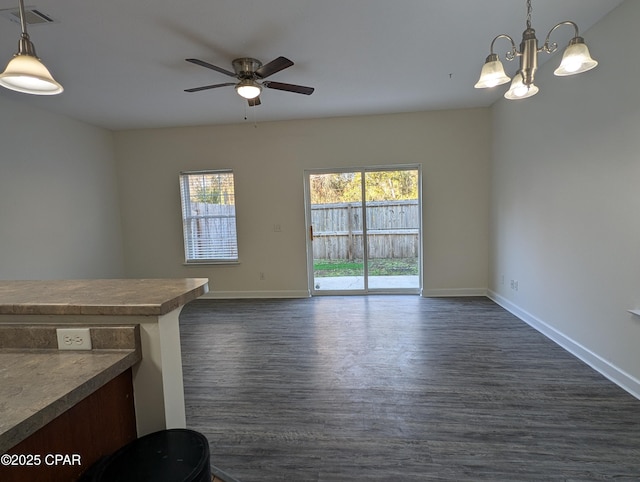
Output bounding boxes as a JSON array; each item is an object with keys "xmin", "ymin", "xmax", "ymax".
[{"xmin": 314, "ymin": 258, "xmax": 418, "ymax": 277}]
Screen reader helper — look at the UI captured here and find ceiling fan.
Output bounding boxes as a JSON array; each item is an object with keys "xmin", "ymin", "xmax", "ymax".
[{"xmin": 184, "ymin": 56, "xmax": 314, "ymax": 106}]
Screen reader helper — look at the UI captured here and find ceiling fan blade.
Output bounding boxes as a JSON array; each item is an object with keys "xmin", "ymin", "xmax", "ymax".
[
  {"xmin": 248, "ymin": 96, "xmax": 261, "ymax": 107},
  {"xmin": 184, "ymin": 82, "xmax": 236, "ymax": 93},
  {"xmin": 263, "ymin": 81, "xmax": 314, "ymax": 95},
  {"xmin": 255, "ymin": 56, "xmax": 294, "ymax": 79},
  {"xmin": 185, "ymin": 58, "xmax": 236, "ymax": 77}
]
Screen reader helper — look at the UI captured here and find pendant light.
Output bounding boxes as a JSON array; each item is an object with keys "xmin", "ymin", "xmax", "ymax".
[
  {"xmin": 475, "ymin": 0, "xmax": 597, "ymax": 100},
  {"xmin": 0, "ymin": 0, "xmax": 63, "ymax": 95}
]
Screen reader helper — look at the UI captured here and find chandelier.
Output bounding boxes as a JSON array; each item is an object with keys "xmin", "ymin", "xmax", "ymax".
[{"xmin": 474, "ymin": 0, "xmax": 597, "ymax": 100}]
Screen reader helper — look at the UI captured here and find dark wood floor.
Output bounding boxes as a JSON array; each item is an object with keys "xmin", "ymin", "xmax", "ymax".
[{"xmin": 180, "ymin": 296, "xmax": 640, "ymax": 481}]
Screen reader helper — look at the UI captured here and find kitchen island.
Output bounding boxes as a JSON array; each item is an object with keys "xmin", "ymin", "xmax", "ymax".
[{"xmin": 0, "ymin": 278, "xmax": 209, "ymax": 439}]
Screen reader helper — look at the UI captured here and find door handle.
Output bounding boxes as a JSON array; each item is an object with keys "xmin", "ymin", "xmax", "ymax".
[{"xmin": 309, "ymin": 225, "xmax": 314, "ymax": 241}]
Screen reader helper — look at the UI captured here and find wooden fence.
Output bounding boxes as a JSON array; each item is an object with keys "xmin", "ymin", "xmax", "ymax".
[
  {"xmin": 311, "ymin": 200, "xmax": 419, "ymax": 259},
  {"xmin": 184, "ymin": 202, "xmax": 237, "ymax": 259}
]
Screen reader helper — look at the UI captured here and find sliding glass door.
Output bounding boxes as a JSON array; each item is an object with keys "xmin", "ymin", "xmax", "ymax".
[
  {"xmin": 308, "ymin": 171, "xmax": 365, "ymax": 291},
  {"xmin": 306, "ymin": 166, "xmax": 421, "ymax": 294}
]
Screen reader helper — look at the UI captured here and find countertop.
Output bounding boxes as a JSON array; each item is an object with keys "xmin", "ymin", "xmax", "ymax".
[
  {"xmin": 0, "ymin": 279, "xmax": 209, "ymax": 316},
  {"xmin": 0, "ymin": 324, "xmax": 142, "ymax": 454}
]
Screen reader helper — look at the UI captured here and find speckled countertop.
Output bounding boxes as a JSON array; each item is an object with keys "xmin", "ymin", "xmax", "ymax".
[
  {"xmin": 0, "ymin": 279, "xmax": 209, "ymax": 316},
  {"xmin": 0, "ymin": 325, "xmax": 142, "ymax": 454}
]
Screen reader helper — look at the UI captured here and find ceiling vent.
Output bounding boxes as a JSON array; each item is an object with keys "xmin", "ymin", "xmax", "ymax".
[{"xmin": 0, "ymin": 6, "xmax": 56, "ymax": 26}]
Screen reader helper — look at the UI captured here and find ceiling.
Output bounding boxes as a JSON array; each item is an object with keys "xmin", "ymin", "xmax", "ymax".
[{"xmin": 0, "ymin": 0, "xmax": 624, "ymax": 131}]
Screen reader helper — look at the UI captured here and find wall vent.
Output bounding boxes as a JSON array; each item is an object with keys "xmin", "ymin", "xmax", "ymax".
[{"xmin": 0, "ymin": 7, "xmax": 57, "ymax": 26}]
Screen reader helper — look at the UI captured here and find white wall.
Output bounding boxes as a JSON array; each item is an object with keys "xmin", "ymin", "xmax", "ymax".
[
  {"xmin": 0, "ymin": 96, "xmax": 124, "ymax": 279},
  {"xmin": 114, "ymin": 108, "xmax": 490, "ymax": 296},
  {"xmin": 489, "ymin": 0, "xmax": 640, "ymax": 395}
]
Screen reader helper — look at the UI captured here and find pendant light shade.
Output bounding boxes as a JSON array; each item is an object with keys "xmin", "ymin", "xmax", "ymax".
[
  {"xmin": 0, "ymin": 52, "xmax": 63, "ymax": 95},
  {"xmin": 0, "ymin": 0, "xmax": 63, "ymax": 96},
  {"xmin": 474, "ymin": 54, "xmax": 511, "ymax": 89},
  {"xmin": 554, "ymin": 37, "xmax": 598, "ymax": 76}
]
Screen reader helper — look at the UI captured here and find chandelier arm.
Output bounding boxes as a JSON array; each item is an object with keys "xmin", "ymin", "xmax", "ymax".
[
  {"xmin": 542, "ymin": 21, "xmax": 580, "ymax": 54},
  {"xmin": 490, "ymin": 34, "xmax": 519, "ymax": 61}
]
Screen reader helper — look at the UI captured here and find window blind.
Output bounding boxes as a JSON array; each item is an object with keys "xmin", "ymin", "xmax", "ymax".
[{"xmin": 179, "ymin": 170, "xmax": 238, "ymax": 263}]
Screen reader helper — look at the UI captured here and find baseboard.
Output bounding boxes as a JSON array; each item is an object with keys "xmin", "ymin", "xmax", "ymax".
[
  {"xmin": 203, "ymin": 288, "xmax": 488, "ymax": 299},
  {"xmin": 422, "ymin": 288, "xmax": 487, "ymax": 297},
  {"xmin": 200, "ymin": 290, "xmax": 311, "ymax": 299},
  {"xmin": 488, "ymin": 290, "xmax": 640, "ymax": 401}
]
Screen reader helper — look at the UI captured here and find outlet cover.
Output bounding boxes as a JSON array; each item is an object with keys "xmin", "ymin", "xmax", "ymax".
[{"xmin": 56, "ymin": 328, "xmax": 92, "ymax": 350}]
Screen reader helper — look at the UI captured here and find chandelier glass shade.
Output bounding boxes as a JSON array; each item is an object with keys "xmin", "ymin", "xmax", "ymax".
[
  {"xmin": 0, "ymin": 0, "xmax": 63, "ymax": 95},
  {"xmin": 474, "ymin": 0, "xmax": 597, "ymax": 100},
  {"xmin": 554, "ymin": 38, "xmax": 598, "ymax": 76},
  {"xmin": 474, "ymin": 54, "xmax": 511, "ymax": 89},
  {"xmin": 504, "ymin": 73, "xmax": 539, "ymax": 100}
]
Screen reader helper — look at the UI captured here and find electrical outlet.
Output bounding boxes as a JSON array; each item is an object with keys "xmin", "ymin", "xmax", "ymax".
[{"xmin": 56, "ymin": 328, "xmax": 92, "ymax": 350}]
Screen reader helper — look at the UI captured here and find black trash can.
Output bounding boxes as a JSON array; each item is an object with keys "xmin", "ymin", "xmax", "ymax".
[{"xmin": 81, "ymin": 429, "xmax": 211, "ymax": 482}]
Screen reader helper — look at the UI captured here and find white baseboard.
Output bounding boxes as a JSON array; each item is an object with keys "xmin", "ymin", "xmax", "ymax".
[
  {"xmin": 200, "ymin": 290, "xmax": 311, "ymax": 299},
  {"xmin": 422, "ymin": 288, "xmax": 487, "ymax": 297},
  {"xmin": 204, "ymin": 288, "xmax": 487, "ymax": 299},
  {"xmin": 488, "ymin": 290, "xmax": 640, "ymax": 401}
]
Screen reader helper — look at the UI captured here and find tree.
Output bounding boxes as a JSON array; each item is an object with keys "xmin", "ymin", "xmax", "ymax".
[
  {"xmin": 365, "ymin": 170, "xmax": 418, "ymax": 201},
  {"xmin": 310, "ymin": 172, "xmax": 360, "ymax": 204},
  {"xmin": 310, "ymin": 170, "xmax": 418, "ymax": 204}
]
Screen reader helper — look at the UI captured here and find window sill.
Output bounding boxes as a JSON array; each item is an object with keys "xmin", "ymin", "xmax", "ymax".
[{"xmin": 183, "ymin": 260, "xmax": 241, "ymax": 266}]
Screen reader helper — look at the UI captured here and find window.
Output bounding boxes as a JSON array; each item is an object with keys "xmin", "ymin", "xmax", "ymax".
[{"xmin": 179, "ymin": 170, "xmax": 238, "ymax": 263}]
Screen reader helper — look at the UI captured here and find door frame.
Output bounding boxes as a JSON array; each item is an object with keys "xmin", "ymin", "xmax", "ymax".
[{"xmin": 304, "ymin": 164, "xmax": 423, "ymax": 296}]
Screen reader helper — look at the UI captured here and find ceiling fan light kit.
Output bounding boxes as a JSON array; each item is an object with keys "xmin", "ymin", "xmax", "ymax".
[
  {"xmin": 235, "ymin": 79, "xmax": 262, "ymax": 99},
  {"xmin": 185, "ymin": 55, "xmax": 314, "ymax": 106},
  {"xmin": 475, "ymin": 0, "xmax": 597, "ymax": 100},
  {"xmin": 0, "ymin": 0, "xmax": 62, "ymax": 95}
]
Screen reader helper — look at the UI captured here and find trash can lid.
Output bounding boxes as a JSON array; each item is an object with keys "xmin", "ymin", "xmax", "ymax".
[{"xmin": 93, "ymin": 429, "xmax": 210, "ymax": 482}]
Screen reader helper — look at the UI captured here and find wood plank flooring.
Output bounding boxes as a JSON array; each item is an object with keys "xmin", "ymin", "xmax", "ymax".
[{"xmin": 180, "ymin": 296, "xmax": 640, "ymax": 481}]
